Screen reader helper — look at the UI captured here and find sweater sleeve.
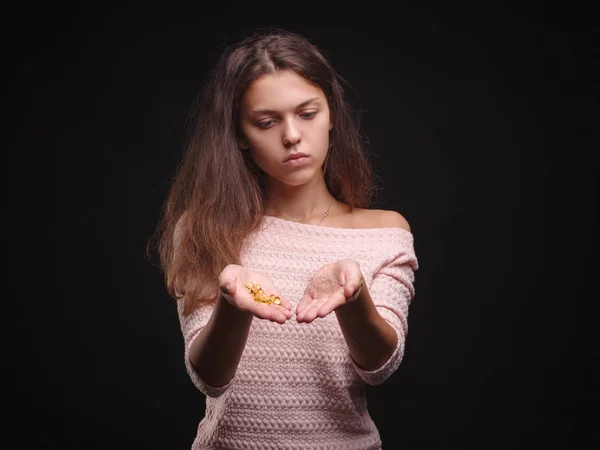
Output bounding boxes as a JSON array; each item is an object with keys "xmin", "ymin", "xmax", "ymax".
[
  {"xmin": 351, "ymin": 231, "xmax": 419, "ymax": 385},
  {"xmin": 176, "ymin": 299, "xmax": 233, "ymax": 397}
]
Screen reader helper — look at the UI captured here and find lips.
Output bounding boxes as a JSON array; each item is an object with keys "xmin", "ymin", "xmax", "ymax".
[{"xmin": 284, "ymin": 152, "xmax": 309, "ymax": 162}]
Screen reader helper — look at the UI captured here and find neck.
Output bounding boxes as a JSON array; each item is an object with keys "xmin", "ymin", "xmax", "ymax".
[{"xmin": 263, "ymin": 175, "xmax": 334, "ymax": 224}]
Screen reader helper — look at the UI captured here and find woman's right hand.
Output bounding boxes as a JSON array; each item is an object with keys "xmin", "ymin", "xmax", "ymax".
[{"xmin": 218, "ymin": 264, "xmax": 292, "ymax": 324}]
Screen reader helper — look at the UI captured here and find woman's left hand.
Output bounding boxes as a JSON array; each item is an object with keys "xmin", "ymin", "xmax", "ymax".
[{"xmin": 296, "ymin": 259, "xmax": 365, "ymax": 323}]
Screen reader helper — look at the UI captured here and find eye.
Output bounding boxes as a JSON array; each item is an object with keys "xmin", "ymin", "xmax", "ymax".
[
  {"xmin": 257, "ymin": 119, "xmax": 276, "ymax": 129},
  {"xmin": 300, "ymin": 111, "xmax": 317, "ymax": 120}
]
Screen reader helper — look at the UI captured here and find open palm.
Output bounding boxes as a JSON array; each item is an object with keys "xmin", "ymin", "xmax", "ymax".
[
  {"xmin": 296, "ymin": 259, "xmax": 364, "ymax": 323},
  {"xmin": 219, "ymin": 264, "xmax": 293, "ymax": 324}
]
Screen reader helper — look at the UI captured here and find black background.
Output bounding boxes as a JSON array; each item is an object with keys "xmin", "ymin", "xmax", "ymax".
[{"xmin": 10, "ymin": 2, "xmax": 598, "ymax": 449}]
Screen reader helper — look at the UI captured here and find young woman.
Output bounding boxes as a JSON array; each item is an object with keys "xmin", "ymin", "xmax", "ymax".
[{"xmin": 151, "ymin": 28, "xmax": 419, "ymax": 450}]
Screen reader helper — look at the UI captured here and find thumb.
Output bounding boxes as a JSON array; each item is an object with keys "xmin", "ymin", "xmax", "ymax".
[
  {"xmin": 344, "ymin": 278, "xmax": 363, "ymax": 297},
  {"xmin": 220, "ymin": 277, "xmax": 237, "ymax": 296}
]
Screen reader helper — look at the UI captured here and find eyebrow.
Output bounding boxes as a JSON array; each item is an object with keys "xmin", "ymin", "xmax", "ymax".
[{"xmin": 250, "ymin": 97, "xmax": 321, "ymax": 114}]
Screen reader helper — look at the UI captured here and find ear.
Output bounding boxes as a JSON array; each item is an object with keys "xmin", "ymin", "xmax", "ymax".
[{"xmin": 329, "ymin": 120, "xmax": 333, "ymax": 131}]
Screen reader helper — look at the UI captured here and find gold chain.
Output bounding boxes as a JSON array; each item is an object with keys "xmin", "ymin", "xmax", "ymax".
[{"xmin": 317, "ymin": 196, "xmax": 333, "ymax": 226}]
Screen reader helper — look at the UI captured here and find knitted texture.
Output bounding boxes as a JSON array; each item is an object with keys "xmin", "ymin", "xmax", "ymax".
[{"xmin": 177, "ymin": 215, "xmax": 419, "ymax": 450}]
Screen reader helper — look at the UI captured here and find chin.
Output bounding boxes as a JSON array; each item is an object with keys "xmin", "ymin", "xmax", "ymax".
[{"xmin": 270, "ymin": 170, "xmax": 320, "ymax": 187}]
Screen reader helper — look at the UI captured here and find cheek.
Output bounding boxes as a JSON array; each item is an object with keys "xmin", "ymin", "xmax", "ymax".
[
  {"xmin": 241, "ymin": 122, "xmax": 272, "ymax": 147},
  {"xmin": 314, "ymin": 125, "xmax": 332, "ymax": 151},
  {"xmin": 246, "ymin": 134, "xmax": 279, "ymax": 160},
  {"xmin": 315, "ymin": 115, "xmax": 332, "ymax": 138},
  {"xmin": 245, "ymin": 135, "xmax": 280, "ymax": 169}
]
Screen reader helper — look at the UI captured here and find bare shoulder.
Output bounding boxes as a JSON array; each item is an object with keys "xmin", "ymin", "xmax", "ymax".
[
  {"xmin": 347, "ymin": 207, "xmax": 411, "ymax": 231},
  {"xmin": 371, "ymin": 209, "xmax": 411, "ymax": 232}
]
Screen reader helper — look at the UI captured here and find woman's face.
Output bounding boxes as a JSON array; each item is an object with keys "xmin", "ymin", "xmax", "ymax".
[{"xmin": 238, "ymin": 70, "xmax": 332, "ymax": 187}]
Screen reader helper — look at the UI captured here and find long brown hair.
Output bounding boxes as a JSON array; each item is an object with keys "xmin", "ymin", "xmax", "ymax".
[{"xmin": 148, "ymin": 28, "xmax": 380, "ymax": 316}]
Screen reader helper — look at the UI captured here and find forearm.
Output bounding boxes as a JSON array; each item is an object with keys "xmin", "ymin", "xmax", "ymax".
[
  {"xmin": 189, "ymin": 294, "xmax": 253, "ymax": 388},
  {"xmin": 335, "ymin": 284, "xmax": 398, "ymax": 371}
]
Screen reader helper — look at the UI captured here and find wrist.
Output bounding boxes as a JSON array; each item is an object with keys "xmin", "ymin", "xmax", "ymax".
[
  {"xmin": 335, "ymin": 285, "xmax": 377, "ymax": 323},
  {"xmin": 217, "ymin": 293, "xmax": 254, "ymax": 323}
]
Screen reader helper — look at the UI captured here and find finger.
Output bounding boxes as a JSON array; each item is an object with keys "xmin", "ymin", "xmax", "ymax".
[
  {"xmin": 245, "ymin": 297, "xmax": 291, "ymax": 322},
  {"xmin": 316, "ymin": 296, "xmax": 344, "ymax": 318},
  {"xmin": 278, "ymin": 297, "xmax": 293, "ymax": 311},
  {"xmin": 295, "ymin": 295, "xmax": 313, "ymax": 322},
  {"xmin": 270, "ymin": 303, "xmax": 293, "ymax": 320},
  {"xmin": 253, "ymin": 303, "xmax": 290, "ymax": 324},
  {"xmin": 295, "ymin": 300, "xmax": 304, "ymax": 316},
  {"xmin": 298, "ymin": 299, "xmax": 323, "ymax": 323},
  {"xmin": 219, "ymin": 276, "xmax": 237, "ymax": 297},
  {"xmin": 302, "ymin": 302, "xmax": 321, "ymax": 323},
  {"xmin": 344, "ymin": 280, "xmax": 363, "ymax": 298}
]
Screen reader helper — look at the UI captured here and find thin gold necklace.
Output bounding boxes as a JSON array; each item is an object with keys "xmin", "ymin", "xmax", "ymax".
[{"xmin": 317, "ymin": 196, "xmax": 333, "ymax": 226}]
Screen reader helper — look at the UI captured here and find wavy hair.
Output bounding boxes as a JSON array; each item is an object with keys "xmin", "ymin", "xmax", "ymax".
[{"xmin": 148, "ymin": 29, "xmax": 380, "ymax": 316}]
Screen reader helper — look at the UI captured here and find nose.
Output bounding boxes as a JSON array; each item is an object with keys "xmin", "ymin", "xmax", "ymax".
[{"xmin": 282, "ymin": 118, "xmax": 301, "ymax": 147}]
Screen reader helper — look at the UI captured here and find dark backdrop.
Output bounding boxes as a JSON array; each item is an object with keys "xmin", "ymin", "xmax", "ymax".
[{"xmin": 10, "ymin": 2, "xmax": 597, "ymax": 449}]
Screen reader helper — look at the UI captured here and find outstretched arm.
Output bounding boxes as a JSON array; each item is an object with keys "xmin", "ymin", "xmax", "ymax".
[
  {"xmin": 189, "ymin": 292, "xmax": 254, "ymax": 389},
  {"xmin": 184, "ymin": 264, "xmax": 292, "ymax": 395},
  {"xmin": 295, "ymin": 258, "xmax": 398, "ymax": 372},
  {"xmin": 335, "ymin": 281, "xmax": 398, "ymax": 371}
]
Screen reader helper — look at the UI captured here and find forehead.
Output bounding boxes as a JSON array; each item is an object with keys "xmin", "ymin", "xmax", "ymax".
[{"xmin": 241, "ymin": 70, "xmax": 326, "ymax": 111}]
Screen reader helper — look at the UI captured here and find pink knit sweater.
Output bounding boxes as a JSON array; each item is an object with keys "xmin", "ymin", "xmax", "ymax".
[{"xmin": 177, "ymin": 215, "xmax": 419, "ymax": 450}]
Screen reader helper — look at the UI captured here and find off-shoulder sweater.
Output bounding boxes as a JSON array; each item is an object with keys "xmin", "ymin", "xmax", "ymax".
[{"xmin": 177, "ymin": 215, "xmax": 419, "ymax": 450}]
